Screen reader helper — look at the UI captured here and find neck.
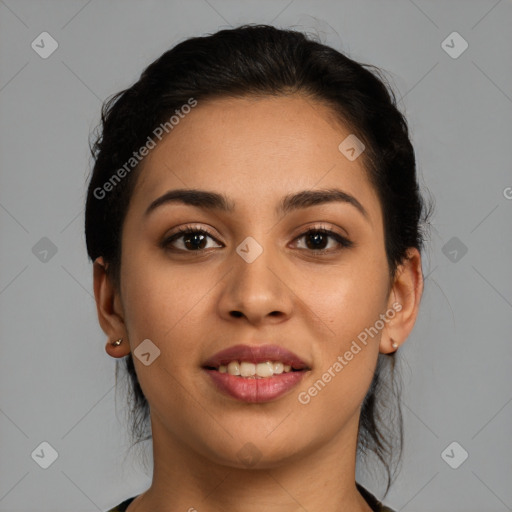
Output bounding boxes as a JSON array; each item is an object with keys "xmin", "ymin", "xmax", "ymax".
[{"xmin": 128, "ymin": 411, "xmax": 373, "ymax": 512}]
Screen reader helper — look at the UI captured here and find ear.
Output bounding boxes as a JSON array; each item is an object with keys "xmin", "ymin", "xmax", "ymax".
[
  {"xmin": 380, "ymin": 247, "xmax": 424, "ymax": 354},
  {"xmin": 93, "ymin": 256, "xmax": 130, "ymax": 358}
]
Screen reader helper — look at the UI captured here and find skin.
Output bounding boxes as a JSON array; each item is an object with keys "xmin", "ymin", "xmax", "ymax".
[{"xmin": 93, "ymin": 94, "xmax": 423, "ymax": 512}]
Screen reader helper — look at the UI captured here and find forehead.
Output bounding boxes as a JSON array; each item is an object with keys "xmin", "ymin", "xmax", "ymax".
[{"xmin": 129, "ymin": 94, "xmax": 382, "ymax": 223}]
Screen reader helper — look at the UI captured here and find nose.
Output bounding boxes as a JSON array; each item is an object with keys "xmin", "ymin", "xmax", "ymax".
[{"xmin": 216, "ymin": 238, "xmax": 293, "ymax": 326}]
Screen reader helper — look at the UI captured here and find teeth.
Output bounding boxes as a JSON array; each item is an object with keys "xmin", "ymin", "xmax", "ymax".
[
  {"xmin": 273, "ymin": 362, "xmax": 284, "ymax": 374},
  {"xmin": 216, "ymin": 361, "xmax": 297, "ymax": 378},
  {"xmin": 255, "ymin": 361, "xmax": 273, "ymax": 377},
  {"xmin": 240, "ymin": 362, "xmax": 256, "ymax": 377},
  {"xmin": 227, "ymin": 361, "xmax": 240, "ymax": 375}
]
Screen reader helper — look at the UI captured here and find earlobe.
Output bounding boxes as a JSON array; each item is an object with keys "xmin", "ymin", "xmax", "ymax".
[
  {"xmin": 105, "ymin": 337, "xmax": 129, "ymax": 359},
  {"xmin": 380, "ymin": 247, "xmax": 424, "ymax": 354},
  {"xmin": 93, "ymin": 257, "xmax": 130, "ymax": 357}
]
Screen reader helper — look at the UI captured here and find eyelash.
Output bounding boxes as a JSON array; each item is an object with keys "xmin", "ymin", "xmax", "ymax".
[{"xmin": 160, "ymin": 224, "xmax": 354, "ymax": 255}]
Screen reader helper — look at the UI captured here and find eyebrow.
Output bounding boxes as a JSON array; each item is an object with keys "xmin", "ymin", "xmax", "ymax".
[{"xmin": 144, "ymin": 187, "xmax": 369, "ymax": 221}]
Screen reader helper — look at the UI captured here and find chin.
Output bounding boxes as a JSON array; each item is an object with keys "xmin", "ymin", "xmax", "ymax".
[{"xmin": 204, "ymin": 435, "xmax": 308, "ymax": 470}]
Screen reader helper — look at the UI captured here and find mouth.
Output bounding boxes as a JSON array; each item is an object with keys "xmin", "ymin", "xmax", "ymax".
[{"xmin": 201, "ymin": 344, "xmax": 311, "ymax": 402}]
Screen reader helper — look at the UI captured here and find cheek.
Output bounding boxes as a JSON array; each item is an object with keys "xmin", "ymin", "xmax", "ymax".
[
  {"xmin": 295, "ymin": 270, "xmax": 384, "ymax": 403},
  {"xmin": 302, "ymin": 262, "xmax": 389, "ymax": 340},
  {"xmin": 297, "ymin": 262, "xmax": 388, "ymax": 405},
  {"xmin": 119, "ymin": 262, "xmax": 214, "ymax": 409},
  {"xmin": 120, "ymin": 255, "xmax": 216, "ymax": 356}
]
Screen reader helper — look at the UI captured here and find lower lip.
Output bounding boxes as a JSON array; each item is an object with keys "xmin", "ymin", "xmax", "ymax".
[{"xmin": 203, "ymin": 369, "xmax": 308, "ymax": 403}]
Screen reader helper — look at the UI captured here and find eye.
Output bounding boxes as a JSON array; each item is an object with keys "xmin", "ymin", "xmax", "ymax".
[
  {"xmin": 160, "ymin": 224, "xmax": 353, "ymax": 254},
  {"xmin": 293, "ymin": 226, "xmax": 353, "ymax": 253},
  {"xmin": 160, "ymin": 226, "xmax": 223, "ymax": 252}
]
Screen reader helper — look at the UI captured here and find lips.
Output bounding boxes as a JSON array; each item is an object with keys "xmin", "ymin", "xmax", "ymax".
[
  {"xmin": 202, "ymin": 344, "xmax": 311, "ymax": 370},
  {"xmin": 202, "ymin": 343, "xmax": 311, "ymax": 403}
]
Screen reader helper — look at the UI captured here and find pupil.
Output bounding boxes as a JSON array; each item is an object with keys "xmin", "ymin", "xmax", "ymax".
[
  {"xmin": 185, "ymin": 233, "xmax": 206, "ymax": 250},
  {"xmin": 307, "ymin": 232, "xmax": 326, "ymax": 250}
]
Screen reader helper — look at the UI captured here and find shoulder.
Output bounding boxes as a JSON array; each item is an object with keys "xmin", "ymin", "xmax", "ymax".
[
  {"xmin": 105, "ymin": 496, "xmax": 137, "ymax": 512},
  {"xmin": 356, "ymin": 482, "xmax": 396, "ymax": 512}
]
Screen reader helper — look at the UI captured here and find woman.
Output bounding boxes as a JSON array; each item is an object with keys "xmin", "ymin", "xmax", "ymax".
[{"xmin": 85, "ymin": 24, "xmax": 430, "ymax": 512}]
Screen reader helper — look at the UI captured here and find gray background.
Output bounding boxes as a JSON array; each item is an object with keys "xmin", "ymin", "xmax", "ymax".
[{"xmin": 1, "ymin": 1, "xmax": 511, "ymax": 511}]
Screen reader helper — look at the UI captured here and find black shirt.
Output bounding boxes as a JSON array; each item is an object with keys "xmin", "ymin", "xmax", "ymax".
[{"xmin": 106, "ymin": 483, "xmax": 395, "ymax": 511}]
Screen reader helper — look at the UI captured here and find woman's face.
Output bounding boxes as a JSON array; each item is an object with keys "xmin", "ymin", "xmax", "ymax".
[{"xmin": 111, "ymin": 94, "xmax": 407, "ymax": 467}]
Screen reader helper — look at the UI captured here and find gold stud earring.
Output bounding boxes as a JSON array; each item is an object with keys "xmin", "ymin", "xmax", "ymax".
[{"xmin": 111, "ymin": 338, "xmax": 123, "ymax": 346}]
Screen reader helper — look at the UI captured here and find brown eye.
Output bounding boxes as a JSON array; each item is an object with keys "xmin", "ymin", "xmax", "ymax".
[
  {"xmin": 294, "ymin": 228, "xmax": 353, "ymax": 253},
  {"xmin": 161, "ymin": 228, "xmax": 222, "ymax": 252}
]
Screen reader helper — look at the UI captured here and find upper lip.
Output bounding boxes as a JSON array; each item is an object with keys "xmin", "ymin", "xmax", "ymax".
[{"xmin": 202, "ymin": 344, "xmax": 311, "ymax": 370}]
